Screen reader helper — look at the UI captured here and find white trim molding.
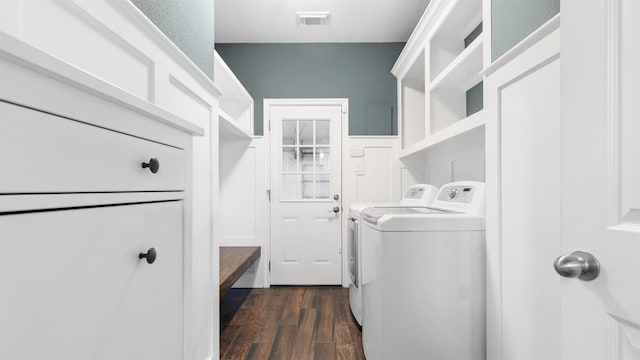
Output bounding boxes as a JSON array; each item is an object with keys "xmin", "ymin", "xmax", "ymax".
[{"xmin": 391, "ymin": 0, "xmax": 452, "ymax": 78}]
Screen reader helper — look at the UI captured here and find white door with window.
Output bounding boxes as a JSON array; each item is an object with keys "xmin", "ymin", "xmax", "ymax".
[
  {"xmin": 559, "ymin": 0, "xmax": 640, "ymax": 358},
  {"xmin": 267, "ymin": 100, "xmax": 344, "ymax": 285}
]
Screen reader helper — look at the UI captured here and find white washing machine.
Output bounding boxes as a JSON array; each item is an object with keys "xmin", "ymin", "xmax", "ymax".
[
  {"xmin": 361, "ymin": 181, "xmax": 486, "ymax": 360},
  {"xmin": 347, "ymin": 184, "xmax": 439, "ymax": 326}
]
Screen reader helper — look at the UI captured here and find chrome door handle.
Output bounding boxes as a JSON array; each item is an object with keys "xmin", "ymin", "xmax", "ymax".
[
  {"xmin": 554, "ymin": 251, "xmax": 600, "ymax": 281},
  {"xmin": 328, "ymin": 206, "xmax": 340, "ymax": 213}
]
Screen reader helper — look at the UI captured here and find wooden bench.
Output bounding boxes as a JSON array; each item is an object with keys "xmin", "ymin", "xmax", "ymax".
[{"xmin": 219, "ymin": 246, "xmax": 261, "ymax": 298}]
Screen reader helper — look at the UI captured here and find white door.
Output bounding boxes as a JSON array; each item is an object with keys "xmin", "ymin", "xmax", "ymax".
[
  {"xmin": 559, "ymin": 0, "xmax": 640, "ymax": 358},
  {"xmin": 268, "ymin": 101, "xmax": 344, "ymax": 285}
]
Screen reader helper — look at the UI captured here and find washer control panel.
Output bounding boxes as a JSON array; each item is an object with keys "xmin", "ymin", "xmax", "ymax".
[
  {"xmin": 430, "ymin": 182, "xmax": 485, "ymax": 214},
  {"xmin": 404, "ymin": 186, "xmax": 426, "ymax": 199},
  {"xmin": 400, "ymin": 184, "xmax": 440, "ymax": 206},
  {"xmin": 437, "ymin": 185, "xmax": 476, "ymax": 203}
]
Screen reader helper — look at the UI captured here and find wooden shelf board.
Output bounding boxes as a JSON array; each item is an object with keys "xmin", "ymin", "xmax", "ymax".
[
  {"xmin": 219, "ymin": 109, "xmax": 253, "ymax": 139},
  {"xmin": 219, "ymin": 246, "xmax": 261, "ymax": 298},
  {"xmin": 399, "ymin": 110, "xmax": 485, "ymax": 159},
  {"xmin": 429, "ymin": 35, "xmax": 484, "ymax": 91}
]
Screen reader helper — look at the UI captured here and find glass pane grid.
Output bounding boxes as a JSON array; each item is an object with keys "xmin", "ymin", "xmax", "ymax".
[{"xmin": 280, "ymin": 118, "xmax": 332, "ymax": 200}]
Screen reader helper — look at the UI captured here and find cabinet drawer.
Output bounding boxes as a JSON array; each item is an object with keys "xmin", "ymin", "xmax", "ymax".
[
  {"xmin": 0, "ymin": 101, "xmax": 186, "ymax": 193},
  {"xmin": 0, "ymin": 201, "xmax": 184, "ymax": 360}
]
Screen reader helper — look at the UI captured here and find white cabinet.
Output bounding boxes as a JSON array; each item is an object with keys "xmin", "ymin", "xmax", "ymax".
[
  {"xmin": 1, "ymin": 1, "xmax": 220, "ymax": 356},
  {"xmin": 0, "ymin": 32, "xmax": 203, "ymax": 360},
  {"xmin": 1, "ymin": 202, "xmax": 184, "ymax": 360}
]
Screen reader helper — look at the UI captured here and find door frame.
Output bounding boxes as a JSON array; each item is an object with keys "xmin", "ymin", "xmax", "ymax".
[{"xmin": 263, "ymin": 98, "xmax": 349, "ymax": 287}]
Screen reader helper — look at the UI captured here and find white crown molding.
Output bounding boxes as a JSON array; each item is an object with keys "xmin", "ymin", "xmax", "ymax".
[{"xmin": 391, "ymin": 0, "xmax": 452, "ymax": 78}]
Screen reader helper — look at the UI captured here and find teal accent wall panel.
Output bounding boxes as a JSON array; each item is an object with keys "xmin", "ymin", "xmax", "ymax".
[
  {"xmin": 131, "ymin": 0, "xmax": 214, "ymax": 80},
  {"xmin": 368, "ymin": 104, "xmax": 393, "ymax": 135},
  {"xmin": 215, "ymin": 43, "xmax": 404, "ymax": 136},
  {"xmin": 466, "ymin": 81, "xmax": 484, "ymax": 116},
  {"xmin": 465, "ymin": 23, "xmax": 483, "ymax": 48},
  {"xmin": 492, "ymin": 0, "xmax": 559, "ymax": 60}
]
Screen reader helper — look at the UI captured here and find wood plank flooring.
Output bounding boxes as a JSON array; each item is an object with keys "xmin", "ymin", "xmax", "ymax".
[{"xmin": 220, "ymin": 287, "xmax": 364, "ymax": 360}]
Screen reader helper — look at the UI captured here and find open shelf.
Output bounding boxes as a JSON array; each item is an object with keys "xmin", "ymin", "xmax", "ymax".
[
  {"xmin": 400, "ymin": 50, "xmax": 426, "ymax": 150},
  {"xmin": 394, "ymin": 0, "xmax": 485, "ymax": 158},
  {"xmin": 429, "ymin": 35, "xmax": 483, "ymax": 91},
  {"xmin": 219, "ymin": 109, "xmax": 252, "ymax": 139},
  {"xmin": 428, "ymin": 15, "xmax": 484, "ymax": 136},
  {"xmin": 429, "ymin": 0, "xmax": 482, "ymax": 80},
  {"xmin": 399, "ymin": 110, "xmax": 485, "ymax": 159},
  {"xmin": 214, "ymin": 51, "xmax": 254, "ymax": 138}
]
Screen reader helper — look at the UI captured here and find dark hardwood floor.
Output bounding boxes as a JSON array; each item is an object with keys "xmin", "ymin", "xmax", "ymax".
[{"xmin": 220, "ymin": 287, "xmax": 364, "ymax": 360}]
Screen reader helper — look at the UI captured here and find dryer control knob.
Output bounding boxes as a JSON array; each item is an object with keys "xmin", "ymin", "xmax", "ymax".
[{"xmin": 449, "ymin": 188, "xmax": 459, "ymax": 199}]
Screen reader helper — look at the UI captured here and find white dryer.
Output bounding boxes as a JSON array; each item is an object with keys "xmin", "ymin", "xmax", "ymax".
[
  {"xmin": 361, "ymin": 181, "xmax": 486, "ymax": 360},
  {"xmin": 347, "ymin": 184, "xmax": 439, "ymax": 326}
]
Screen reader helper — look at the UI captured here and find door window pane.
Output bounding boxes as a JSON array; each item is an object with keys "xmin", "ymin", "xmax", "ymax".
[
  {"xmin": 280, "ymin": 118, "xmax": 332, "ymax": 200},
  {"xmin": 282, "ymin": 147, "xmax": 299, "ymax": 172},
  {"xmin": 315, "ymin": 147, "xmax": 330, "ymax": 172},
  {"xmin": 299, "ymin": 147, "xmax": 314, "ymax": 172},
  {"xmin": 316, "ymin": 120, "xmax": 330, "ymax": 145},
  {"xmin": 299, "ymin": 120, "xmax": 314, "ymax": 146},
  {"xmin": 314, "ymin": 174, "xmax": 330, "ymax": 199},
  {"xmin": 282, "ymin": 120, "xmax": 297, "ymax": 145},
  {"xmin": 302, "ymin": 173, "xmax": 315, "ymax": 199}
]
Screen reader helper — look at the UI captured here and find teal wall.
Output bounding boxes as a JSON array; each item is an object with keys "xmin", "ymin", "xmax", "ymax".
[
  {"xmin": 466, "ymin": 81, "xmax": 483, "ymax": 116},
  {"xmin": 492, "ymin": 0, "xmax": 559, "ymax": 60},
  {"xmin": 215, "ymin": 43, "xmax": 405, "ymax": 136},
  {"xmin": 131, "ymin": 0, "xmax": 214, "ymax": 79}
]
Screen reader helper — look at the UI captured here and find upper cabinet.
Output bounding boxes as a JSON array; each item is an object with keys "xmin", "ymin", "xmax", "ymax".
[
  {"xmin": 214, "ymin": 51, "xmax": 254, "ymax": 139},
  {"xmin": 393, "ymin": 0, "xmax": 485, "ymax": 158}
]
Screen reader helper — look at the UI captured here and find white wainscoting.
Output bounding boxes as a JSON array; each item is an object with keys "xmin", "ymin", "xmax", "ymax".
[
  {"xmin": 0, "ymin": 1, "xmax": 222, "ymax": 359},
  {"xmin": 342, "ymin": 136, "xmax": 402, "ymax": 286},
  {"xmin": 484, "ymin": 19, "xmax": 561, "ymax": 360},
  {"xmin": 399, "ymin": 158, "xmax": 427, "ymax": 197},
  {"xmin": 424, "ymin": 128, "xmax": 485, "ymax": 187},
  {"xmin": 219, "ymin": 136, "xmax": 269, "ymax": 288}
]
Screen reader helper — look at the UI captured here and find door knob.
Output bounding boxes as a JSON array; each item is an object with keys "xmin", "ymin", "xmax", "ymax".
[
  {"xmin": 328, "ymin": 206, "xmax": 340, "ymax": 213},
  {"xmin": 554, "ymin": 251, "xmax": 599, "ymax": 281},
  {"xmin": 139, "ymin": 248, "xmax": 157, "ymax": 264},
  {"xmin": 141, "ymin": 158, "xmax": 160, "ymax": 173}
]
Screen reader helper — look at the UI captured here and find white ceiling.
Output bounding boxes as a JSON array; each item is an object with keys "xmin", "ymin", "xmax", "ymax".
[{"xmin": 215, "ymin": 0, "xmax": 430, "ymax": 43}]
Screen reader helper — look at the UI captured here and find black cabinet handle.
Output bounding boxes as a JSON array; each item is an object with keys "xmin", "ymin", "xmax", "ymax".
[
  {"xmin": 139, "ymin": 248, "xmax": 157, "ymax": 264},
  {"xmin": 141, "ymin": 158, "xmax": 160, "ymax": 173}
]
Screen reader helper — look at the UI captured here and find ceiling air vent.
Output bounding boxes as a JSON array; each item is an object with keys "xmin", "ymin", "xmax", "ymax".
[{"xmin": 296, "ymin": 12, "xmax": 330, "ymax": 26}]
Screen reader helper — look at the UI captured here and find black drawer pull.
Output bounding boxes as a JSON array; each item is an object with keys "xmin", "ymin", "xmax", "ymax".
[
  {"xmin": 141, "ymin": 158, "xmax": 160, "ymax": 173},
  {"xmin": 139, "ymin": 248, "xmax": 157, "ymax": 264}
]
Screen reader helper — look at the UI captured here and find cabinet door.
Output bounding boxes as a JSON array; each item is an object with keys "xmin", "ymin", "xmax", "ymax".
[{"xmin": 0, "ymin": 201, "xmax": 183, "ymax": 360}]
